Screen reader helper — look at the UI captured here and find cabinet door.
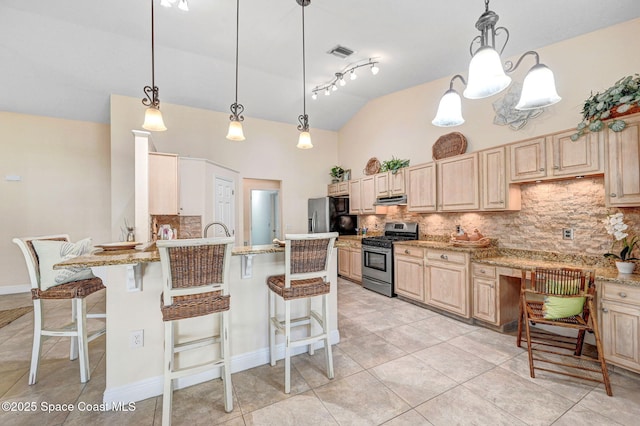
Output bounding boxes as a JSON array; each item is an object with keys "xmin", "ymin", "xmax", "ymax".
[
  {"xmin": 149, "ymin": 152, "xmax": 179, "ymax": 215},
  {"xmin": 509, "ymin": 136, "xmax": 547, "ymax": 182},
  {"xmin": 550, "ymin": 129, "xmax": 602, "ymax": 177},
  {"xmin": 406, "ymin": 163, "xmax": 437, "ymax": 212},
  {"xmin": 327, "ymin": 183, "xmax": 337, "ymax": 196},
  {"xmin": 601, "ymin": 300, "xmax": 640, "ymax": 373},
  {"xmin": 438, "ymin": 152, "xmax": 480, "ymax": 211},
  {"xmin": 605, "ymin": 113, "xmax": 640, "ymax": 206},
  {"xmin": 349, "ymin": 247, "xmax": 362, "ymax": 282},
  {"xmin": 179, "ymin": 157, "xmax": 206, "ymax": 216},
  {"xmin": 390, "ymin": 169, "xmax": 406, "ymax": 195},
  {"xmin": 338, "ymin": 247, "xmax": 351, "ymax": 277},
  {"xmin": 480, "ymin": 147, "xmax": 521, "ymax": 211},
  {"xmin": 395, "ymin": 255, "xmax": 424, "ymax": 301},
  {"xmin": 360, "ymin": 176, "xmax": 376, "ymax": 213},
  {"xmin": 425, "ymin": 262, "xmax": 468, "ymax": 317},
  {"xmin": 337, "ymin": 181, "xmax": 349, "ymax": 195},
  {"xmin": 349, "ymin": 179, "xmax": 362, "ymax": 214},
  {"xmin": 473, "ymin": 276, "xmax": 497, "ymax": 323},
  {"xmin": 375, "ymin": 172, "xmax": 389, "ymax": 198}
]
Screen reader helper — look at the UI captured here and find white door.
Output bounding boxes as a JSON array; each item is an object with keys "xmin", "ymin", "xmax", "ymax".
[{"xmin": 215, "ymin": 177, "xmax": 235, "ymax": 238}]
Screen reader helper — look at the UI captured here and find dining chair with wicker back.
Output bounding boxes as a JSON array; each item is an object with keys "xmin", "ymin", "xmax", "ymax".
[
  {"xmin": 517, "ymin": 267, "xmax": 612, "ymax": 396},
  {"xmin": 13, "ymin": 235, "xmax": 106, "ymax": 384},
  {"xmin": 156, "ymin": 237, "xmax": 235, "ymax": 426},
  {"xmin": 266, "ymin": 232, "xmax": 338, "ymax": 394}
]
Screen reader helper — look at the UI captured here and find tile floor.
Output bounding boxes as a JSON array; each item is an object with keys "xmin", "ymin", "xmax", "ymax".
[{"xmin": 0, "ymin": 278, "xmax": 639, "ymax": 425}]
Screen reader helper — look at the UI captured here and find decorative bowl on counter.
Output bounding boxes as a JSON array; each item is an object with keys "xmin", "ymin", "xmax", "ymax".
[{"xmin": 449, "ymin": 237, "xmax": 491, "ymax": 248}]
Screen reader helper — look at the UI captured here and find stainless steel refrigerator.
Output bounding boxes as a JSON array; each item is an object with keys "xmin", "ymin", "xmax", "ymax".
[{"xmin": 308, "ymin": 197, "xmax": 357, "ymax": 235}]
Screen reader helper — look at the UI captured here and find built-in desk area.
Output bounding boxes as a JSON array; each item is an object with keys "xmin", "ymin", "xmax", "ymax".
[{"xmin": 54, "ymin": 244, "xmax": 339, "ymax": 406}]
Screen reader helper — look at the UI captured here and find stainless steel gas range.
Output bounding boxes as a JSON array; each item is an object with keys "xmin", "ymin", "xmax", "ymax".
[{"xmin": 361, "ymin": 222, "xmax": 419, "ymax": 297}]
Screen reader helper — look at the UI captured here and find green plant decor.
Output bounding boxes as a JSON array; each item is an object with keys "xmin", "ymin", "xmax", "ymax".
[
  {"xmin": 571, "ymin": 74, "xmax": 640, "ymax": 141},
  {"xmin": 329, "ymin": 165, "xmax": 345, "ymax": 180},
  {"xmin": 380, "ymin": 157, "xmax": 410, "ymax": 174}
]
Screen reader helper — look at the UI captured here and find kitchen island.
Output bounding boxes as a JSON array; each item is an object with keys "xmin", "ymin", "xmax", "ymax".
[{"xmin": 55, "ymin": 244, "xmax": 339, "ymax": 406}]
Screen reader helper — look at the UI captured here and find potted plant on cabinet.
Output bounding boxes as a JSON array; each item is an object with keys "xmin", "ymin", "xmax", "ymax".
[
  {"xmin": 329, "ymin": 165, "xmax": 345, "ymax": 183},
  {"xmin": 380, "ymin": 157, "xmax": 410, "ymax": 174},
  {"xmin": 603, "ymin": 212, "xmax": 639, "ymax": 274},
  {"xmin": 571, "ymin": 74, "xmax": 640, "ymax": 141}
]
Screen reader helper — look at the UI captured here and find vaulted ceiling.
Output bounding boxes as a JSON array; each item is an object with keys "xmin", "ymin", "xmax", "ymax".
[{"xmin": 2, "ymin": 0, "xmax": 639, "ymax": 131}]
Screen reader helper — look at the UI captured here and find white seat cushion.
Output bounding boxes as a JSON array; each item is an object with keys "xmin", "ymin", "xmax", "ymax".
[{"xmin": 32, "ymin": 238, "xmax": 95, "ymax": 291}]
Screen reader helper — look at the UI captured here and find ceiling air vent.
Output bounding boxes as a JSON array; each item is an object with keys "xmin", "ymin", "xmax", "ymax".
[{"xmin": 327, "ymin": 45, "xmax": 354, "ymax": 59}]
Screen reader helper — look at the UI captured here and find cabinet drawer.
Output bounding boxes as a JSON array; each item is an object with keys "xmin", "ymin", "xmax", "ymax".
[
  {"xmin": 426, "ymin": 250, "xmax": 467, "ymax": 265},
  {"xmin": 394, "ymin": 245, "xmax": 424, "ymax": 258},
  {"xmin": 472, "ymin": 264, "xmax": 496, "ymax": 278},
  {"xmin": 601, "ymin": 282, "xmax": 640, "ymax": 305}
]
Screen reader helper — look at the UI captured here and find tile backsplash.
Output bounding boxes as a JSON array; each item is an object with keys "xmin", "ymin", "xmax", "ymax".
[{"xmin": 360, "ymin": 177, "xmax": 640, "ymax": 257}]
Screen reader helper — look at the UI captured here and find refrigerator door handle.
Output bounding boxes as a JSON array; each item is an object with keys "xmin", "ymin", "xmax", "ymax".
[{"xmin": 311, "ymin": 211, "xmax": 317, "ymax": 233}]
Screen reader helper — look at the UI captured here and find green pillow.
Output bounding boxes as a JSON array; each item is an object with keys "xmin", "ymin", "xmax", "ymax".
[{"xmin": 543, "ymin": 296, "xmax": 586, "ymax": 319}]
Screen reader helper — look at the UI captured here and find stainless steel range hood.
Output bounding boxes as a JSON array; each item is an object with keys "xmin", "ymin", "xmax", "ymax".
[{"xmin": 374, "ymin": 195, "xmax": 407, "ymax": 206}]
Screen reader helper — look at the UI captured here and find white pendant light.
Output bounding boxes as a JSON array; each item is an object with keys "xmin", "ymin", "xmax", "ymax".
[
  {"xmin": 141, "ymin": 0, "xmax": 167, "ymax": 132},
  {"xmin": 226, "ymin": 0, "xmax": 246, "ymax": 141},
  {"xmin": 516, "ymin": 63, "xmax": 561, "ymax": 110},
  {"xmin": 463, "ymin": 46, "xmax": 511, "ymax": 99},
  {"xmin": 296, "ymin": 0, "xmax": 312, "ymax": 149},
  {"xmin": 178, "ymin": 0, "xmax": 189, "ymax": 12},
  {"xmin": 432, "ymin": 89, "xmax": 465, "ymax": 127}
]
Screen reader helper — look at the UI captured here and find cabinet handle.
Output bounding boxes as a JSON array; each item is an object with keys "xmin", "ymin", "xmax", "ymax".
[
  {"xmin": 539, "ymin": 168, "xmax": 545, "ymax": 171},
  {"xmin": 480, "ymin": 269, "xmax": 485, "ymax": 273},
  {"xmin": 553, "ymin": 165, "xmax": 559, "ymax": 170},
  {"xmin": 619, "ymin": 292, "xmax": 627, "ymax": 298},
  {"xmin": 490, "ymin": 284, "xmax": 494, "ymax": 288},
  {"xmin": 405, "ymin": 249, "xmax": 410, "ymax": 254},
  {"xmin": 610, "ymin": 193, "xmax": 617, "ymax": 197},
  {"xmin": 440, "ymin": 254, "xmax": 448, "ymax": 260},
  {"xmin": 602, "ymin": 308, "xmax": 609, "ymax": 313}
]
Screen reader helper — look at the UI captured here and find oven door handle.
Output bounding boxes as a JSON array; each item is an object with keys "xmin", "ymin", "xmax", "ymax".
[{"xmin": 362, "ymin": 246, "xmax": 390, "ymax": 254}]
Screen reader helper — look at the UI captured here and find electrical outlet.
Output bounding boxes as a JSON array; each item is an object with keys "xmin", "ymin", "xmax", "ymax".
[
  {"xmin": 562, "ymin": 228, "xmax": 574, "ymax": 240},
  {"xmin": 130, "ymin": 330, "xmax": 144, "ymax": 348}
]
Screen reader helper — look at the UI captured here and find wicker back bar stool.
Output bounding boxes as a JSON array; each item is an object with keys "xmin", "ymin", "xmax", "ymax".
[
  {"xmin": 517, "ymin": 267, "xmax": 612, "ymax": 396},
  {"xmin": 156, "ymin": 237, "xmax": 234, "ymax": 426},
  {"xmin": 13, "ymin": 235, "xmax": 106, "ymax": 384},
  {"xmin": 266, "ymin": 232, "xmax": 338, "ymax": 394}
]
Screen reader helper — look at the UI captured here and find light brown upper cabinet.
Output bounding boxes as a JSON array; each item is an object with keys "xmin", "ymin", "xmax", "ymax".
[
  {"xmin": 406, "ymin": 163, "xmax": 437, "ymax": 212},
  {"xmin": 605, "ymin": 113, "xmax": 640, "ymax": 206},
  {"xmin": 328, "ymin": 181, "xmax": 349, "ymax": 196},
  {"xmin": 509, "ymin": 130, "xmax": 602, "ymax": 183},
  {"xmin": 480, "ymin": 147, "xmax": 521, "ymax": 211},
  {"xmin": 437, "ymin": 152, "xmax": 480, "ymax": 211},
  {"xmin": 349, "ymin": 176, "xmax": 376, "ymax": 214},
  {"xmin": 149, "ymin": 152, "xmax": 179, "ymax": 215},
  {"xmin": 375, "ymin": 169, "xmax": 406, "ymax": 198}
]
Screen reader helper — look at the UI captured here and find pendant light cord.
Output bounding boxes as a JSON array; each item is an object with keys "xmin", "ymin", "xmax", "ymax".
[
  {"xmin": 151, "ymin": 0, "xmax": 156, "ymax": 93},
  {"xmin": 234, "ymin": 0, "xmax": 240, "ymax": 104},
  {"xmin": 301, "ymin": 2, "xmax": 306, "ymax": 118}
]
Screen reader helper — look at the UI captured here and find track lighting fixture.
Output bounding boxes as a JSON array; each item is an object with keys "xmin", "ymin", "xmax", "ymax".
[
  {"xmin": 432, "ymin": 0, "xmax": 560, "ymax": 127},
  {"xmin": 161, "ymin": 0, "xmax": 188, "ymax": 11},
  {"xmin": 311, "ymin": 58, "xmax": 380, "ymax": 100}
]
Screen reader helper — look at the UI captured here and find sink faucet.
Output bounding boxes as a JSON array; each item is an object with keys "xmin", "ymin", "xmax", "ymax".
[{"xmin": 203, "ymin": 222, "xmax": 231, "ymax": 238}]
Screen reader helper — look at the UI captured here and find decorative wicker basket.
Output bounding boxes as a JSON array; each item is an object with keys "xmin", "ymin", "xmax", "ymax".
[
  {"xmin": 433, "ymin": 132, "xmax": 468, "ymax": 160},
  {"xmin": 364, "ymin": 157, "xmax": 381, "ymax": 175}
]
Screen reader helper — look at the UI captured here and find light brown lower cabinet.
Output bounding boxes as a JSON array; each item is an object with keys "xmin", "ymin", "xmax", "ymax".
[
  {"xmin": 599, "ymin": 281, "xmax": 640, "ymax": 373},
  {"xmin": 338, "ymin": 245, "xmax": 362, "ymax": 283},
  {"xmin": 471, "ymin": 264, "xmax": 521, "ymax": 326},
  {"xmin": 425, "ymin": 250, "xmax": 470, "ymax": 318},
  {"xmin": 394, "ymin": 246, "xmax": 425, "ymax": 300}
]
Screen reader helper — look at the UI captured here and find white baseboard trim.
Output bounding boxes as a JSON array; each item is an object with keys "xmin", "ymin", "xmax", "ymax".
[
  {"xmin": 103, "ymin": 330, "xmax": 340, "ymax": 405},
  {"xmin": 0, "ymin": 284, "xmax": 30, "ymax": 295}
]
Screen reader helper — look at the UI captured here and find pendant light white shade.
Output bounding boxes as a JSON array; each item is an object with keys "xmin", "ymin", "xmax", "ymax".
[
  {"xmin": 432, "ymin": 89, "xmax": 465, "ymax": 127},
  {"xmin": 142, "ymin": 107, "xmax": 167, "ymax": 132},
  {"xmin": 515, "ymin": 64, "xmax": 561, "ymax": 110},
  {"xmin": 297, "ymin": 131, "xmax": 313, "ymax": 149},
  {"xmin": 226, "ymin": 120, "xmax": 245, "ymax": 141},
  {"xmin": 463, "ymin": 46, "xmax": 511, "ymax": 99}
]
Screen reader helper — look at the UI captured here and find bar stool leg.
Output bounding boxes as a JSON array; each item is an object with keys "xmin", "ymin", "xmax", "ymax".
[
  {"xmin": 284, "ymin": 299, "xmax": 291, "ymax": 394},
  {"xmin": 221, "ymin": 310, "xmax": 233, "ymax": 412},
  {"xmin": 70, "ymin": 299, "xmax": 79, "ymax": 361},
  {"xmin": 29, "ymin": 299, "xmax": 44, "ymax": 385},
  {"xmin": 76, "ymin": 298, "xmax": 90, "ymax": 383},
  {"xmin": 307, "ymin": 298, "xmax": 314, "ymax": 356},
  {"xmin": 162, "ymin": 321, "xmax": 174, "ymax": 426},
  {"xmin": 269, "ymin": 291, "xmax": 276, "ymax": 367},
  {"xmin": 323, "ymin": 293, "xmax": 334, "ymax": 379}
]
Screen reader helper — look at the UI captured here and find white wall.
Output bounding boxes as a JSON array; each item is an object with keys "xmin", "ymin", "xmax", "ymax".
[
  {"xmin": 0, "ymin": 112, "xmax": 111, "ymax": 290},
  {"xmin": 338, "ymin": 18, "xmax": 640, "ymax": 178},
  {"xmin": 110, "ymin": 95, "xmax": 339, "ymax": 246}
]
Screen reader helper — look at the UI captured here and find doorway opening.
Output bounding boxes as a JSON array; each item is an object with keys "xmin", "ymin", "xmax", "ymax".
[{"xmin": 243, "ymin": 179, "xmax": 282, "ymax": 246}]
